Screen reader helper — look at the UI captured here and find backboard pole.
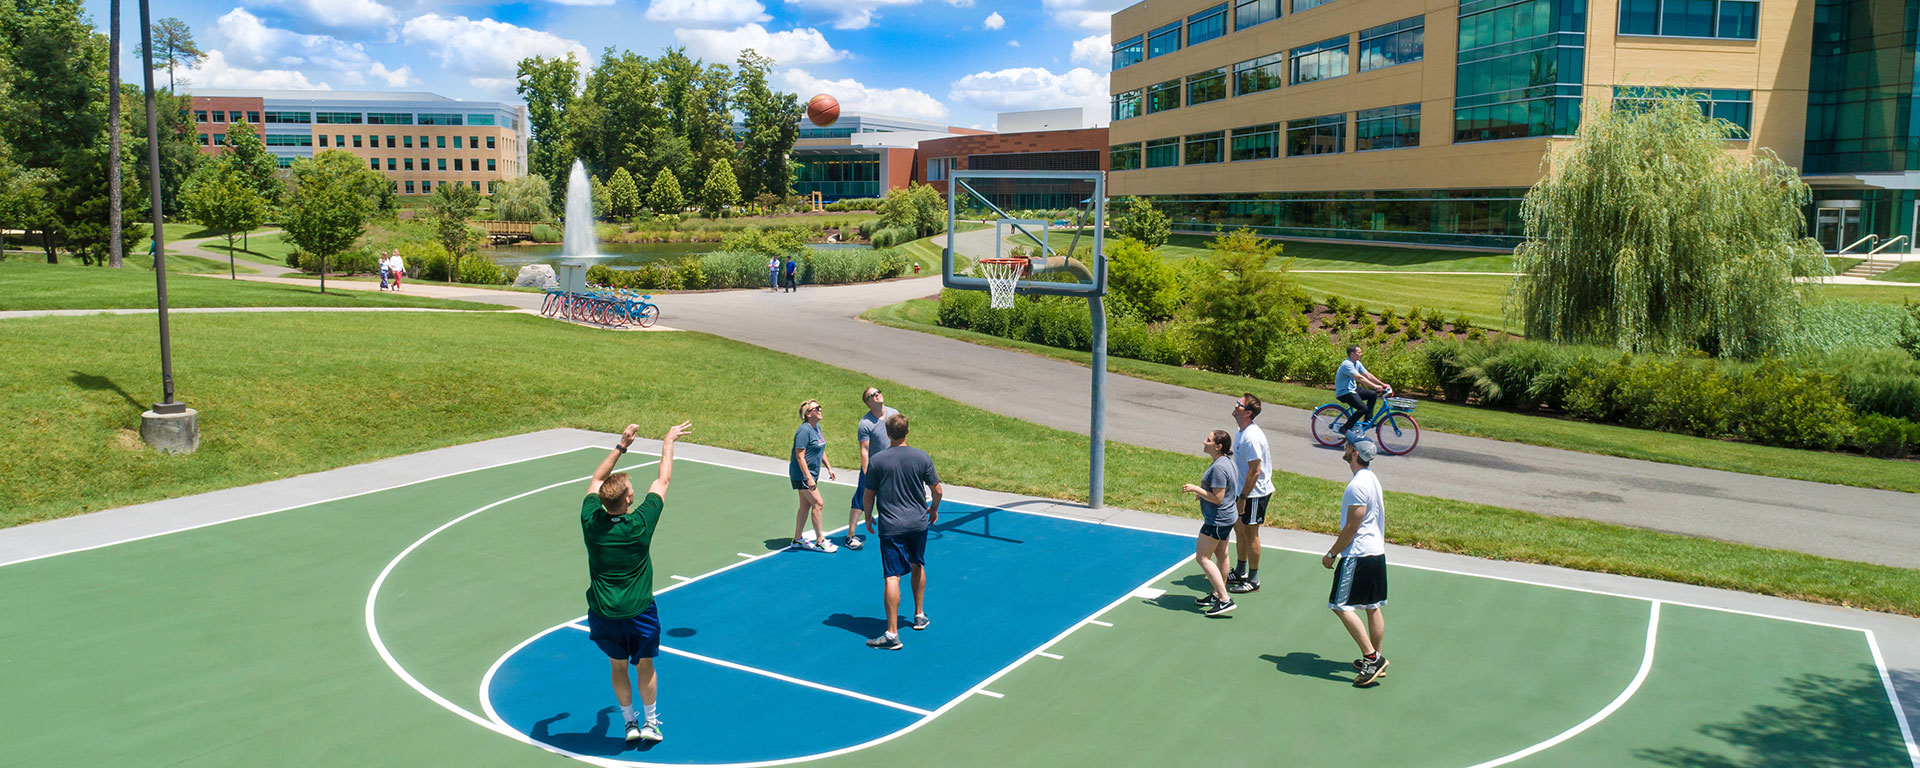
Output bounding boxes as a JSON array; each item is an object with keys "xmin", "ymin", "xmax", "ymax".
[{"xmin": 1090, "ymin": 296, "xmax": 1106, "ymax": 509}]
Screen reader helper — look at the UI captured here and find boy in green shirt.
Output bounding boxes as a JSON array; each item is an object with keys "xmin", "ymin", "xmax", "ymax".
[{"xmin": 583, "ymin": 420, "xmax": 691, "ymax": 744}]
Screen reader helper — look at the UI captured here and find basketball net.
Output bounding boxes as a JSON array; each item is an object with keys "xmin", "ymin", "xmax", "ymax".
[{"xmin": 977, "ymin": 258, "xmax": 1026, "ymax": 309}]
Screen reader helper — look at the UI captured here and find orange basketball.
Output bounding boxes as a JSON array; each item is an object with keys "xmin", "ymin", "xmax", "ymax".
[{"xmin": 807, "ymin": 93, "xmax": 840, "ymax": 127}]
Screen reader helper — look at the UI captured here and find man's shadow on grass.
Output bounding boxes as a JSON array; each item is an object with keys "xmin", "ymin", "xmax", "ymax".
[
  {"xmin": 69, "ymin": 371, "xmax": 142, "ymax": 411},
  {"xmin": 532, "ymin": 707, "xmax": 657, "ymax": 756}
]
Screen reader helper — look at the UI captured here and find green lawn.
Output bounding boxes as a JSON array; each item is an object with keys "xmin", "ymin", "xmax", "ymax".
[
  {"xmin": 200, "ymin": 231, "xmax": 297, "ymax": 268},
  {"xmin": 1824, "ymin": 282, "xmax": 1920, "ymax": 303},
  {"xmin": 3, "ymin": 310, "xmax": 1916, "ymax": 615},
  {"xmin": 1869, "ymin": 261, "xmax": 1920, "ymax": 284},
  {"xmin": 1038, "ymin": 232, "xmax": 1518, "ymax": 272},
  {"xmin": 1827, "ymin": 256, "xmax": 1865, "ymax": 274},
  {"xmin": 0, "ymin": 261, "xmax": 500, "ymax": 311},
  {"xmin": 1294, "ymin": 272, "xmax": 1517, "ymax": 330},
  {"xmin": 5, "ymin": 247, "xmax": 251, "ymax": 275},
  {"xmin": 862, "ymin": 297, "xmax": 1920, "ymax": 496}
]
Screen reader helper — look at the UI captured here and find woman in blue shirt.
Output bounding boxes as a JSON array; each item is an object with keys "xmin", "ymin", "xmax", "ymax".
[{"xmin": 789, "ymin": 399, "xmax": 839, "ymax": 552}]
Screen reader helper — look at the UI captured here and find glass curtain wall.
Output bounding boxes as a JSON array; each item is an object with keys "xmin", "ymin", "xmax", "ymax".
[
  {"xmin": 793, "ymin": 154, "xmax": 880, "ymax": 200},
  {"xmin": 1148, "ymin": 189, "xmax": 1529, "ymax": 247},
  {"xmin": 1454, "ymin": 0, "xmax": 1587, "ymax": 143},
  {"xmin": 1804, "ymin": 0, "xmax": 1920, "ymax": 174}
]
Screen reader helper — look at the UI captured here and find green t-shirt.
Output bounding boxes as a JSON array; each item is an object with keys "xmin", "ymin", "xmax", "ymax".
[{"xmin": 580, "ymin": 491, "xmax": 664, "ymax": 619}]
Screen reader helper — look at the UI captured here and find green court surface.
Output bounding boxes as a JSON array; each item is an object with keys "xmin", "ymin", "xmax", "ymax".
[{"xmin": 2, "ymin": 442, "xmax": 1913, "ymax": 767}]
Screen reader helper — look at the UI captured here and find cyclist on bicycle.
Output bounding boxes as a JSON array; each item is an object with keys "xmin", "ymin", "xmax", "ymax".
[{"xmin": 1334, "ymin": 345, "xmax": 1391, "ymax": 432}]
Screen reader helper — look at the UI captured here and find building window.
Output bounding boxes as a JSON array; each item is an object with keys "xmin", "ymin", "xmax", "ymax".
[
  {"xmin": 1292, "ymin": 35, "xmax": 1350, "ymax": 84},
  {"xmin": 469, "ymin": 135, "xmax": 479, "ymax": 148},
  {"xmin": 314, "ymin": 112, "xmax": 363, "ymax": 124},
  {"xmin": 1231, "ymin": 123, "xmax": 1281, "ymax": 160},
  {"xmin": 212, "ymin": 133, "xmax": 225, "ymax": 146},
  {"xmin": 1235, "ymin": 0, "xmax": 1280, "ymax": 29},
  {"xmin": 468, "ymin": 114, "xmax": 495, "ymax": 126},
  {"xmin": 453, "ymin": 136, "xmax": 464, "ymax": 149},
  {"xmin": 370, "ymin": 158, "xmax": 379, "ymax": 170},
  {"xmin": 1359, "ymin": 16, "xmax": 1424, "ymax": 72},
  {"xmin": 1356, "ymin": 103, "xmax": 1422, "ymax": 149},
  {"xmin": 418, "ymin": 113, "xmax": 463, "ymax": 126},
  {"xmin": 1184, "ymin": 131, "xmax": 1226, "ymax": 164},
  {"xmin": 403, "ymin": 136, "xmax": 414, "ymax": 148},
  {"xmin": 926, "ymin": 156, "xmax": 954, "ymax": 180},
  {"xmin": 265, "ymin": 134, "xmax": 313, "ymax": 147},
  {"xmin": 1618, "ymin": 0, "xmax": 1756, "ymax": 38},
  {"xmin": 455, "ymin": 159, "xmax": 465, "ymax": 171},
  {"xmin": 1187, "ymin": 4, "xmax": 1228, "ymax": 46},
  {"xmin": 1147, "ymin": 79, "xmax": 1183, "ymax": 113},
  {"xmin": 486, "ymin": 136, "xmax": 496, "ymax": 149},
  {"xmin": 1455, "ymin": 0, "xmax": 1586, "ymax": 143},
  {"xmin": 1111, "ymin": 143, "xmax": 1143, "ymax": 171},
  {"xmin": 436, "ymin": 136, "xmax": 447, "ymax": 149},
  {"xmin": 1234, "ymin": 53, "xmax": 1286, "ymax": 96},
  {"xmin": 405, "ymin": 158, "xmax": 414, "ymax": 171},
  {"xmin": 247, "ymin": 111, "xmax": 260, "ymax": 123},
  {"xmin": 470, "ymin": 181, "xmax": 480, "ymax": 191},
  {"xmin": 336, "ymin": 135, "xmax": 346, "ymax": 147},
  {"xmin": 211, "ymin": 111, "xmax": 225, "ymax": 123},
  {"xmin": 352, "ymin": 135, "xmax": 363, "ymax": 148},
  {"xmin": 194, "ymin": 110, "xmax": 208, "ymax": 122},
  {"xmin": 1148, "ymin": 21, "xmax": 1183, "ymax": 59},
  {"xmin": 264, "ymin": 111, "xmax": 310, "ymax": 124},
  {"xmin": 198, "ymin": 133, "xmax": 209, "ymax": 145},
  {"xmin": 487, "ymin": 158, "xmax": 497, "ymax": 172},
  {"xmin": 1145, "ymin": 137, "xmax": 1181, "ymax": 168},
  {"xmin": 421, "ymin": 181, "xmax": 430, "ymax": 193},
  {"xmin": 1293, "ymin": 0, "xmax": 1337, "ymax": 12},
  {"xmin": 387, "ymin": 158, "xmax": 398, "ymax": 170},
  {"xmin": 276, "ymin": 157, "xmax": 293, "ymax": 168},
  {"xmin": 1111, "ymin": 90, "xmax": 1143, "ymax": 121},
  {"xmin": 437, "ymin": 158, "xmax": 447, "ymax": 171},
  {"xmin": 406, "ymin": 181, "xmax": 415, "ymax": 194},
  {"xmin": 319, "ymin": 135, "xmax": 329, "ymax": 147},
  {"xmin": 1613, "ymin": 86, "xmax": 1752, "ymax": 136},
  {"xmin": 1286, "ymin": 113, "xmax": 1345, "ymax": 155},
  {"xmin": 1113, "ymin": 35, "xmax": 1145, "ymax": 70},
  {"xmin": 422, "ymin": 157, "xmax": 430, "ymax": 168},
  {"xmin": 1187, "ymin": 68, "xmax": 1228, "ymax": 105},
  {"xmin": 366, "ymin": 112, "xmax": 414, "ymax": 125}
]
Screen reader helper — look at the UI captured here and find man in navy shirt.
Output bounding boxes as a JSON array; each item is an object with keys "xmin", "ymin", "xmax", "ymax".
[{"xmin": 861, "ymin": 413, "xmax": 943, "ymax": 650}]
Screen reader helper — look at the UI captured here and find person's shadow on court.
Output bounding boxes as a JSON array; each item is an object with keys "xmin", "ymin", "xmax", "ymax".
[
  {"xmin": 823, "ymin": 612, "xmax": 890, "ymax": 638},
  {"xmin": 532, "ymin": 708, "xmax": 658, "ymax": 755},
  {"xmin": 1260, "ymin": 652, "xmax": 1351, "ymax": 683},
  {"xmin": 1141, "ymin": 574, "xmax": 1232, "ymax": 615}
]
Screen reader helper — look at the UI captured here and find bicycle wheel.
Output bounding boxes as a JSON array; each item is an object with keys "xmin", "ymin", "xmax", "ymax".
[
  {"xmin": 1374, "ymin": 412, "xmax": 1420, "ymax": 455},
  {"xmin": 1309, "ymin": 404, "xmax": 1350, "ymax": 447},
  {"xmin": 540, "ymin": 292, "xmax": 555, "ymax": 317},
  {"xmin": 637, "ymin": 304, "xmax": 659, "ymax": 328}
]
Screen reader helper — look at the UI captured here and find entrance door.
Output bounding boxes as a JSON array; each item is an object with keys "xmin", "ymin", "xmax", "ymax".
[{"xmin": 1815, "ymin": 207, "xmax": 1862, "ymax": 252}]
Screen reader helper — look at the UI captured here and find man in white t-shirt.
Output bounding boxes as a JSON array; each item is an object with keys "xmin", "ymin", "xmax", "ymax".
[
  {"xmin": 1322, "ymin": 431, "xmax": 1389, "ymax": 687},
  {"xmin": 389, "ymin": 252, "xmax": 406, "ymax": 290},
  {"xmin": 1227, "ymin": 393, "xmax": 1274, "ymax": 594}
]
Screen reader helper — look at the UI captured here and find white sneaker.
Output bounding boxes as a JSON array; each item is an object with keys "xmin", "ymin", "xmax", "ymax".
[
  {"xmin": 624, "ymin": 719, "xmax": 642, "ymax": 743},
  {"xmin": 819, "ymin": 540, "xmax": 839, "ymax": 553},
  {"xmin": 637, "ymin": 719, "xmax": 663, "ymax": 743}
]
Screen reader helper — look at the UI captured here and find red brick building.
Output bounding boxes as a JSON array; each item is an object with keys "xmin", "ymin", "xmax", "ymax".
[{"xmin": 915, "ymin": 127, "xmax": 1110, "ymax": 197}]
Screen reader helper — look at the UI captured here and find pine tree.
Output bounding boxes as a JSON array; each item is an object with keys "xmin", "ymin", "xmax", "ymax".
[
  {"xmin": 648, "ymin": 167, "xmax": 684, "ymax": 214},
  {"xmin": 701, "ymin": 157, "xmax": 739, "ymax": 218},
  {"xmin": 607, "ymin": 166, "xmax": 640, "ymax": 219}
]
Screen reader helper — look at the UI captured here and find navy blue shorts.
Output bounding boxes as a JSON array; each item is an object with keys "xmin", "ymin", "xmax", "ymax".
[
  {"xmin": 849, "ymin": 471, "xmax": 869, "ymax": 511},
  {"xmin": 878, "ymin": 529, "xmax": 928, "ymax": 578},
  {"xmin": 588, "ymin": 604, "xmax": 661, "ymax": 664},
  {"xmin": 789, "ymin": 463, "xmax": 819, "ymax": 491},
  {"xmin": 1199, "ymin": 522, "xmax": 1234, "ymax": 541}
]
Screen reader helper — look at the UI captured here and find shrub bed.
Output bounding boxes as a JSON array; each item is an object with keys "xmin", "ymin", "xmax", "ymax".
[{"xmin": 584, "ymin": 247, "xmax": 909, "ymax": 291}]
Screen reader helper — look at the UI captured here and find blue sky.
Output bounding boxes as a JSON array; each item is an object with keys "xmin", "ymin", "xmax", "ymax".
[{"xmin": 85, "ymin": 0, "xmax": 1130, "ymax": 130}]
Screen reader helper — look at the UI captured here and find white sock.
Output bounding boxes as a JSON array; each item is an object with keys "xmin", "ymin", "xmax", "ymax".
[
  {"xmin": 643, "ymin": 701, "xmax": 659, "ymax": 722},
  {"xmin": 621, "ymin": 704, "xmax": 635, "ymax": 724}
]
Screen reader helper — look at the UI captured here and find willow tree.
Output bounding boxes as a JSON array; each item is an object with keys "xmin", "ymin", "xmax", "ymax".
[{"xmin": 1509, "ymin": 92, "xmax": 1827, "ymax": 359}]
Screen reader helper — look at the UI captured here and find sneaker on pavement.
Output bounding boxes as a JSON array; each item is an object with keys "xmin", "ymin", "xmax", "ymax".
[
  {"xmin": 1204, "ymin": 598, "xmax": 1237, "ymax": 617},
  {"xmin": 820, "ymin": 539, "xmax": 838, "ymax": 553},
  {"xmin": 866, "ymin": 633, "xmax": 903, "ymax": 650},
  {"xmin": 912, "ymin": 614, "xmax": 930, "ymax": 631},
  {"xmin": 638, "ymin": 719, "xmax": 664, "ymax": 743},
  {"xmin": 1226, "ymin": 571, "xmax": 1245, "ymax": 585},
  {"xmin": 846, "ymin": 535, "xmax": 864, "ymax": 550},
  {"xmin": 1194, "ymin": 593, "xmax": 1218, "ymax": 608},
  {"xmin": 1228, "ymin": 579, "xmax": 1261, "ymax": 594},
  {"xmin": 788, "ymin": 538, "xmax": 808, "ymax": 551},
  {"xmin": 624, "ymin": 719, "xmax": 642, "ymax": 743},
  {"xmin": 1354, "ymin": 656, "xmax": 1390, "ymax": 686}
]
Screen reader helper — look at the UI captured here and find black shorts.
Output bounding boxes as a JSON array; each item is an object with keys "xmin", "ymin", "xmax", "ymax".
[
  {"xmin": 1238, "ymin": 494, "xmax": 1270, "ymax": 526},
  {"xmin": 1199, "ymin": 522, "xmax": 1234, "ymax": 541},
  {"xmin": 1328, "ymin": 554, "xmax": 1388, "ymax": 611},
  {"xmin": 879, "ymin": 529, "xmax": 928, "ymax": 578}
]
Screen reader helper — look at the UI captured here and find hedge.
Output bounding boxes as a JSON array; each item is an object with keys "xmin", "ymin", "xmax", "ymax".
[{"xmin": 584, "ymin": 247, "xmax": 909, "ymax": 291}]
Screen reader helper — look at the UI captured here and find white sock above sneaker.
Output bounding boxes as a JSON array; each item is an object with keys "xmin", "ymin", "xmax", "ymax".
[
  {"xmin": 621, "ymin": 705, "xmax": 635, "ymax": 724},
  {"xmin": 643, "ymin": 701, "xmax": 658, "ymax": 722}
]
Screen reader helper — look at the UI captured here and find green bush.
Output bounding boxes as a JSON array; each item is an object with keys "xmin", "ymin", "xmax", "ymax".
[
  {"xmin": 396, "ymin": 241, "xmax": 449, "ymax": 280},
  {"xmin": 529, "ymin": 223, "xmax": 562, "ymax": 243},
  {"xmin": 1852, "ymin": 413, "xmax": 1920, "ymax": 458},
  {"xmin": 1796, "ymin": 300, "xmax": 1910, "ymax": 352},
  {"xmin": 825, "ymin": 197, "xmax": 882, "ymax": 212},
  {"xmin": 699, "ymin": 251, "xmax": 773, "ymax": 289},
  {"xmin": 673, "ymin": 258, "xmax": 705, "ymax": 290},
  {"xmin": 1728, "ymin": 361, "xmax": 1855, "ymax": 449},
  {"xmin": 869, "ymin": 225, "xmax": 917, "ymax": 249},
  {"xmin": 1108, "ymin": 236, "xmax": 1182, "ymax": 322},
  {"xmin": 1899, "ymin": 301, "xmax": 1920, "ymax": 359},
  {"xmin": 457, "ymin": 255, "xmax": 506, "ymax": 285}
]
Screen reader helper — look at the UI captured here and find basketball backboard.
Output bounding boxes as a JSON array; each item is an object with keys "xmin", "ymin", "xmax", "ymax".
[{"xmin": 943, "ymin": 170, "xmax": 1106, "ymax": 298}]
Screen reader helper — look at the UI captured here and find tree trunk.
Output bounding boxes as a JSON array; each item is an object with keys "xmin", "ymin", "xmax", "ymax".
[
  {"xmin": 108, "ymin": 0, "xmax": 123, "ymax": 268},
  {"xmin": 227, "ymin": 233, "xmax": 236, "ymax": 279},
  {"xmin": 319, "ymin": 253, "xmax": 326, "ymax": 293},
  {"xmin": 43, "ymin": 230, "xmax": 56, "ymax": 264}
]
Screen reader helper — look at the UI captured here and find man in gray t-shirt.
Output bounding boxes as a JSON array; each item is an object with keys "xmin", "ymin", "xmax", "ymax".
[
  {"xmin": 846, "ymin": 386, "xmax": 900, "ymax": 551},
  {"xmin": 861, "ymin": 413, "xmax": 943, "ymax": 650}
]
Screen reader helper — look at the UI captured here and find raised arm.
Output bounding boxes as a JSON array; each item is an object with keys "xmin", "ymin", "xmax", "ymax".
[
  {"xmin": 648, "ymin": 421, "xmax": 694, "ymax": 500},
  {"xmin": 588, "ymin": 424, "xmax": 640, "ymax": 494}
]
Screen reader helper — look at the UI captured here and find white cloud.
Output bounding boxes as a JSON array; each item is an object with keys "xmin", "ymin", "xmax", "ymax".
[
  {"xmin": 780, "ymin": 67, "xmax": 949, "ymax": 121},
  {"xmin": 179, "ymin": 49, "xmax": 329, "ymax": 90},
  {"xmin": 210, "ymin": 9, "xmax": 413, "ymax": 87},
  {"xmin": 946, "ymin": 0, "xmax": 974, "ymax": 6},
  {"xmin": 401, "ymin": 14, "xmax": 591, "ymax": 80},
  {"xmin": 983, "ymin": 11, "xmax": 1005, "ymax": 29},
  {"xmin": 1071, "ymin": 33, "xmax": 1110, "ymax": 71},
  {"xmin": 546, "ymin": 0, "xmax": 616, "ymax": 5},
  {"xmin": 675, "ymin": 23, "xmax": 846, "ymax": 66},
  {"xmin": 784, "ymin": 0, "xmax": 919, "ymax": 30},
  {"xmin": 248, "ymin": 0, "xmax": 396, "ymax": 30},
  {"xmin": 644, "ymin": 0, "xmax": 771, "ymax": 26},
  {"xmin": 470, "ymin": 77, "xmax": 521, "ymax": 100},
  {"xmin": 949, "ymin": 66, "xmax": 1106, "ymax": 121},
  {"xmin": 1042, "ymin": 0, "xmax": 1130, "ymax": 31},
  {"xmin": 1008, "ymin": 39, "xmax": 1020, "ymax": 47}
]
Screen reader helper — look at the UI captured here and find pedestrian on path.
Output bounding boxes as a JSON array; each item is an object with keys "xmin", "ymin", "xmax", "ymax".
[
  {"xmin": 768, "ymin": 257, "xmax": 780, "ymax": 291},
  {"xmin": 783, "ymin": 257, "xmax": 798, "ymax": 293},
  {"xmin": 862, "ymin": 413, "xmax": 943, "ymax": 650},
  {"xmin": 1184, "ymin": 429, "xmax": 1239, "ymax": 617},
  {"xmin": 390, "ymin": 251, "xmax": 406, "ymax": 291},
  {"xmin": 379, "ymin": 251, "xmax": 394, "ymax": 291},
  {"xmin": 788, "ymin": 399, "xmax": 838, "ymax": 552},
  {"xmin": 1325, "ymin": 432, "xmax": 1389, "ymax": 687}
]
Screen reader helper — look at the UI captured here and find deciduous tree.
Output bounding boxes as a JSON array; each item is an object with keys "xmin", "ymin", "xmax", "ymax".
[
  {"xmin": 428, "ymin": 180, "xmax": 482, "ymax": 283},
  {"xmin": 181, "ymin": 157, "xmax": 267, "ymax": 279},
  {"xmin": 491, "ymin": 174, "xmax": 552, "ymax": 222},
  {"xmin": 284, "ymin": 151, "xmax": 382, "ymax": 292}
]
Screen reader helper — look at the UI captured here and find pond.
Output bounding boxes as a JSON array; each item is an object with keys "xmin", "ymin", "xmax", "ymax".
[{"xmin": 481, "ymin": 241, "xmax": 872, "ymax": 270}]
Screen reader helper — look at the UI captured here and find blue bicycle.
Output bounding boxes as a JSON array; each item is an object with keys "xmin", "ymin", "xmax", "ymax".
[{"xmin": 1309, "ymin": 392, "xmax": 1420, "ymax": 455}]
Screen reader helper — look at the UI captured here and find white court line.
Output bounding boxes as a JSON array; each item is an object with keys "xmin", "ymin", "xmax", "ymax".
[
  {"xmin": 974, "ymin": 690, "xmax": 1004, "ymax": 699},
  {"xmin": 1868, "ymin": 631, "xmax": 1920, "ymax": 768},
  {"xmin": 0, "ymin": 443, "xmax": 621, "ymax": 569},
  {"xmin": 1037, "ymin": 652, "xmax": 1063, "ymax": 660},
  {"xmin": 737, "ymin": 553, "xmax": 757, "ymax": 559},
  {"xmin": 669, "ymin": 575, "xmax": 690, "ymax": 581},
  {"xmin": 551, "ymin": 624, "xmax": 932, "ymax": 716},
  {"xmin": 1464, "ymin": 601, "xmax": 1662, "ymax": 768},
  {"xmin": 1087, "ymin": 620, "xmax": 1113, "ymax": 628}
]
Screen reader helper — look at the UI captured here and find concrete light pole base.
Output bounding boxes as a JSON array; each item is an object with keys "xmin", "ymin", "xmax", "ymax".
[{"xmin": 140, "ymin": 407, "xmax": 199, "ymax": 454}]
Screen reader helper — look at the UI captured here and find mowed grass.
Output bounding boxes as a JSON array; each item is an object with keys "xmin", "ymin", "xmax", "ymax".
[
  {"xmin": 4, "ymin": 310, "xmax": 1917, "ymax": 615},
  {"xmin": 199, "ymin": 231, "xmax": 298, "ymax": 269},
  {"xmin": 1822, "ymin": 283, "xmax": 1920, "ymax": 304},
  {"xmin": 0, "ymin": 261, "xmax": 500, "ymax": 311},
  {"xmin": 862, "ymin": 297, "xmax": 1920, "ymax": 496},
  {"xmin": 1869, "ymin": 261, "xmax": 1920, "ymax": 284},
  {"xmin": 1038, "ymin": 231, "xmax": 1517, "ymax": 272},
  {"xmin": 1294, "ymin": 272, "xmax": 1517, "ymax": 330},
  {"xmin": 7, "ymin": 246, "xmax": 250, "ymax": 275}
]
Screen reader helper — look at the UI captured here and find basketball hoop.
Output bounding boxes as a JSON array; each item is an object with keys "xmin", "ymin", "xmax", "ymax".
[{"xmin": 976, "ymin": 258, "xmax": 1028, "ymax": 309}]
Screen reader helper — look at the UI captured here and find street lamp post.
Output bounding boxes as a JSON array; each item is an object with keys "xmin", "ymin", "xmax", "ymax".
[{"xmin": 136, "ymin": 0, "xmax": 197, "ymax": 453}]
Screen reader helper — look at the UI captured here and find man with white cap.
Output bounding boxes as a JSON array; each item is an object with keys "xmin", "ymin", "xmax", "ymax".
[{"xmin": 1323, "ymin": 430, "xmax": 1389, "ymax": 687}]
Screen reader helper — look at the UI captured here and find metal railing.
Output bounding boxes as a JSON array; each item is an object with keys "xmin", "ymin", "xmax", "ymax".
[
  {"xmin": 1837, "ymin": 234, "xmax": 1878, "ymax": 255},
  {"xmin": 1867, "ymin": 235, "xmax": 1909, "ymax": 262}
]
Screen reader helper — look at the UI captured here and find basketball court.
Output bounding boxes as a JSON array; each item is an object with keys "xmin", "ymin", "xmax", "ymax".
[{"xmin": 2, "ymin": 430, "xmax": 1915, "ymax": 767}]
